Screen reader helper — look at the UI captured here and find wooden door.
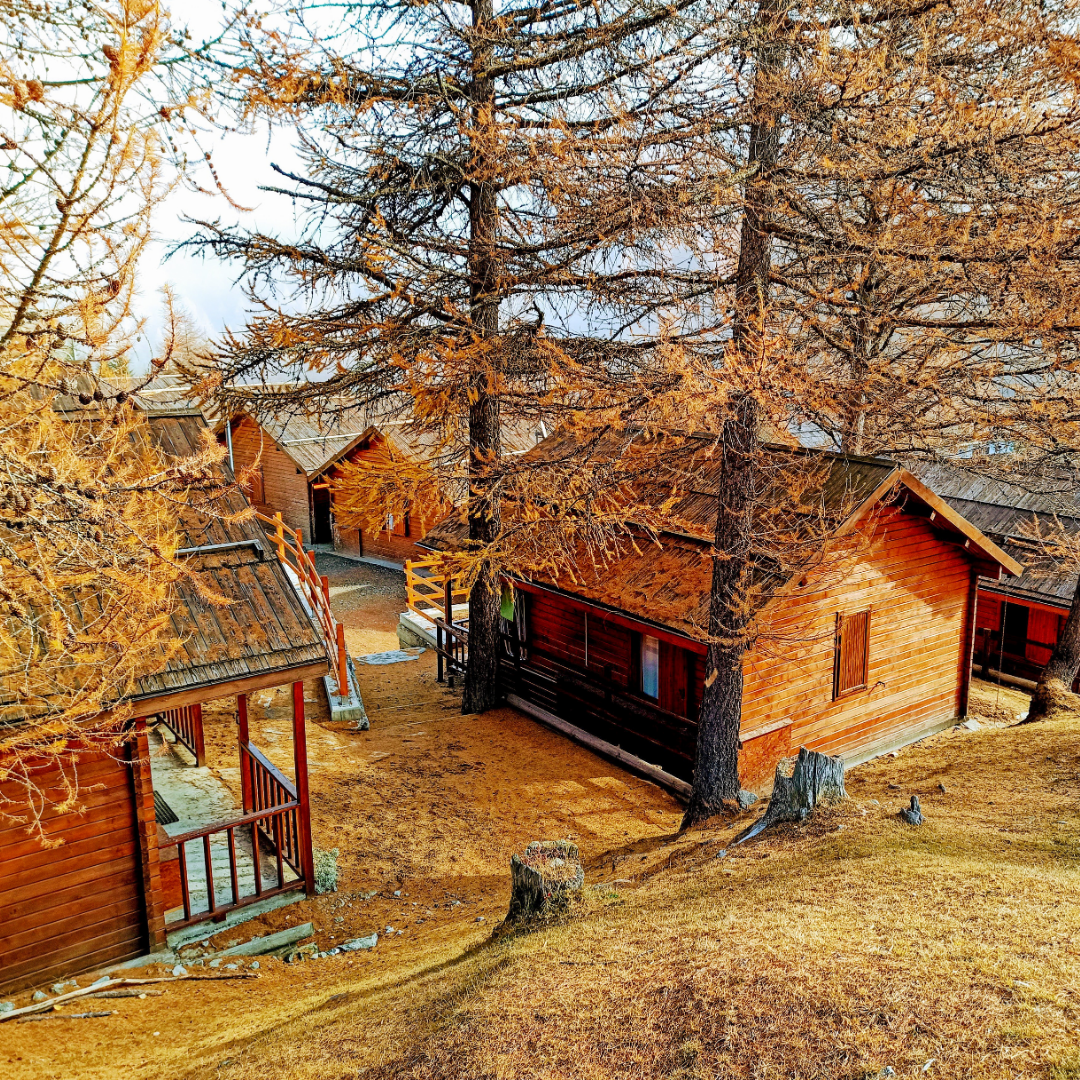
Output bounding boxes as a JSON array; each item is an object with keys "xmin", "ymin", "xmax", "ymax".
[
  {"xmin": 0, "ymin": 749, "xmax": 146, "ymax": 993},
  {"xmin": 659, "ymin": 641, "xmax": 691, "ymax": 717}
]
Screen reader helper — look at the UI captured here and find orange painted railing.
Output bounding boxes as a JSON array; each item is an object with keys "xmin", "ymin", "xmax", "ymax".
[
  {"xmin": 157, "ymin": 703, "xmax": 205, "ymax": 765},
  {"xmin": 404, "ymin": 556, "xmax": 468, "ymax": 621},
  {"xmin": 255, "ymin": 511, "xmax": 348, "ymax": 697}
]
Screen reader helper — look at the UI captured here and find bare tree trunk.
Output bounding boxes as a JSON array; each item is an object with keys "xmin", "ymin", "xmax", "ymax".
[
  {"xmin": 1026, "ymin": 573, "xmax": 1080, "ymax": 722},
  {"xmin": 683, "ymin": 0, "xmax": 783, "ymax": 826},
  {"xmin": 462, "ymin": 0, "xmax": 504, "ymax": 714}
]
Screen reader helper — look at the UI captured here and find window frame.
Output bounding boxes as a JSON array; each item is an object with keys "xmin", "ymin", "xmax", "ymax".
[
  {"xmin": 640, "ymin": 633, "xmax": 660, "ymax": 700},
  {"xmin": 833, "ymin": 608, "xmax": 871, "ymax": 700}
]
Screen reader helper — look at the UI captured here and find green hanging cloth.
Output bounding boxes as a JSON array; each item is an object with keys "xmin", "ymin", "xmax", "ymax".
[{"xmin": 500, "ymin": 582, "xmax": 515, "ymax": 621}]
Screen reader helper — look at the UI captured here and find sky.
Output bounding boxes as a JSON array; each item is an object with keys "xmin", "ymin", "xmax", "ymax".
[{"xmin": 135, "ymin": 1, "xmax": 305, "ymax": 363}]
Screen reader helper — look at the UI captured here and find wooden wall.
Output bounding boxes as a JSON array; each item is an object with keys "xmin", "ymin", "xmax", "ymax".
[
  {"xmin": 229, "ymin": 416, "xmax": 312, "ymax": 543},
  {"xmin": 0, "ymin": 745, "xmax": 150, "ymax": 993},
  {"xmin": 512, "ymin": 505, "xmax": 982, "ymax": 785},
  {"xmin": 329, "ymin": 434, "xmax": 433, "ymax": 565},
  {"xmin": 736, "ymin": 506, "xmax": 974, "ymax": 761}
]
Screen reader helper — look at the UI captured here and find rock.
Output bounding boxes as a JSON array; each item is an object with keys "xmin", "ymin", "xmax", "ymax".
[
  {"xmin": 51, "ymin": 982, "xmax": 71, "ymax": 994},
  {"xmin": 224, "ymin": 964, "xmax": 238, "ymax": 971},
  {"xmin": 475, "ymin": 916, "xmax": 485, "ymax": 923},
  {"xmin": 209, "ymin": 959, "xmax": 221, "ymax": 968},
  {"xmin": 250, "ymin": 961, "xmax": 260, "ymax": 970},
  {"xmin": 507, "ymin": 840, "xmax": 584, "ymax": 924},
  {"xmin": 0, "ymin": 1001, "xmax": 14, "ymax": 1014},
  {"xmin": 715, "ymin": 849, "xmax": 728, "ymax": 860},
  {"xmin": 737, "ymin": 790, "xmax": 759, "ymax": 811},
  {"xmin": 938, "ymin": 782, "xmax": 947, "ymax": 793},
  {"xmin": 172, "ymin": 965, "xmax": 187, "ymax": 977},
  {"xmin": 339, "ymin": 934, "xmax": 378, "ymax": 952},
  {"xmin": 898, "ymin": 796, "xmax": 924, "ymax": 825},
  {"xmin": 868, "ymin": 799, "xmax": 880, "ymax": 806},
  {"xmin": 31, "ymin": 991, "xmax": 48, "ymax": 1002},
  {"xmin": 385, "ymin": 926, "xmax": 394, "ymax": 933},
  {"xmin": 393, "ymin": 890, "xmax": 401, "ymax": 897},
  {"xmin": 880, "ymin": 1068, "xmax": 896, "ymax": 1078},
  {"xmin": 282, "ymin": 943, "xmax": 319, "ymax": 963},
  {"xmin": 961, "ymin": 719, "xmax": 980, "ymax": 731}
]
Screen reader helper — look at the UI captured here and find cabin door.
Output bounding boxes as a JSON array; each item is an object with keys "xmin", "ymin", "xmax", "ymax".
[{"xmin": 311, "ymin": 483, "xmax": 334, "ymax": 545}]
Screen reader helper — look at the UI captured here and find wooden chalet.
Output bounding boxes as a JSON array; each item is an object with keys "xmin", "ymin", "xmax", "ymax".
[
  {"xmin": 220, "ymin": 394, "xmax": 545, "ymax": 567},
  {"xmin": 0, "ymin": 402, "xmax": 334, "ymax": 995},
  {"xmin": 912, "ymin": 463, "xmax": 1080, "ymax": 691},
  {"xmin": 417, "ymin": 436, "xmax": 1022, "ymax": 795}
]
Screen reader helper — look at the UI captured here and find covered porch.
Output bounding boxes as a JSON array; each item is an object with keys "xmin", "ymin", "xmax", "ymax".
[{"xmin": 142, "ymin": 682, "xmax": 314, "ymax": 933}]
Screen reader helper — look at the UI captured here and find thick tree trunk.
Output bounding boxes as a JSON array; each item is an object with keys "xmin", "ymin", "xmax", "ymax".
[
  {"xmin": 1026, "ymin": 572, "xmax": 1080, "ymax": 722},
  {"xmin": 462, "ymin": 0, "xmax": 504, "ymax": 715},
  {"xmin": 683, "ymin": 0, "xmax": 784, "ymax": 828}
]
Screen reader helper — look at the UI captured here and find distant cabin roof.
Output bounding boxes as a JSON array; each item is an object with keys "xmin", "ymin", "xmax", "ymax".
[
  {"xmin": 420, "ymin": 431, "xmax": 1021, "ymax": 640},
  {"xmin": 218, "ymin": 388, "xmax": 546, "ymax": 478},
  {"xmin": 908, "ymin": 460, "xmax": 1080, "ymax": 611}
]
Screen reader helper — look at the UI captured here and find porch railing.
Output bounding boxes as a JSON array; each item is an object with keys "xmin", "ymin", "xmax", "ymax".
[
  {"xmin": 240, "ymin": 741, "xmax": 303, "ymax": 874},
  {"xmin": 157, "ymin": 704, "xmax": 205, "ymax": 765},
  {"xmin": 404, "ymin": 557, "xmax": 468, "ymax": 620},
  {"xmin": 161, "ymin": 742, "xmax": 306, "ymax": 929},
  {"xmin": 255, "ymin": 510, "xmax": 349, "ymax": 696},
  {"xmin": 434, "ymin": 617, "xmax": 468, "ymax": 684}
]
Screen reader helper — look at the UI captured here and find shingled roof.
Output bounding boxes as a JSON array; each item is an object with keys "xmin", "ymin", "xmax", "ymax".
[
  {"xmin": 133, "ymin": 411, "xmax": 330, "ymax": 704},
  {"xmin": 908, "ymin": 460, "xmax": 1080, "ymax": 610},
  {"xmin": 421, "ymin": 431, "xmax": 1022, "ymax": 639}
]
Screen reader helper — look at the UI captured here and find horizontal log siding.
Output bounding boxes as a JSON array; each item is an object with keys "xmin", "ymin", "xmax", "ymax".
[
  {"xmin": 230, "ymin": 416, "xmax": 312, "ymax": 543},
  {"xmin": 737, "ymin": 509, "xmax": 972, "ymax": 760},
  {"xmin": 0, "ymin": 749, "xmax": 146, "ymax": 993}
]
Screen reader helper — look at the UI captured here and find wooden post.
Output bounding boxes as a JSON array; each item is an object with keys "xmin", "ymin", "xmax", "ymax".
[
  {"xmin": 321, "ymin": 574, "xmax": 331, "ymax": 608},
  {"xmin": 444, "ymin": 578, "xmax": 453, "ymax": 624},
  {"xmin": 192, "ymin": 702, "xmax": 206, "ymax": 767},
  {"xmin": 959, "ymin": 567, "xmax": 979, "ymax": 718},
  {"xmin": 128, "ymin": 721, "xmax": 168, "ymax": 950},
  {"xmin": 292, "ymin": 681, "xmax": 316, "ymax": 898},
  {"xmin": 336, "ymin": 622, "xmax": 348, "ymax": 698},
  {"xmin": 237, "ymin": 693, "xmax": 252, "ymax": 813},
  {"xmin": 273, "ymin": 512, "xmax": 285, "ymax": 563}
]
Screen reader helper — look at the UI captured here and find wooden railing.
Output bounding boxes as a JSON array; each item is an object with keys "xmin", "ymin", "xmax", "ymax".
[
  {"xmin": 157, "ymin": 704, "xmax": 205, "ymax": 766},
  {"xmin": 404, "ymin": 556, "xmax": 468, "ymax": 621},
  {"xmin": 255, "ymin": 511, "xmax": 349, "ymax": 697},
  {"xmin": 160, "ymin": 801, "xmax": 305, "ymax": 930},
  {"xmin": 240, "ymin": 741, "xmax": 303, "ymax": 875},
  {"xmin": 434, "ymin": 617, "xmax": 468, "ymax": 684}
]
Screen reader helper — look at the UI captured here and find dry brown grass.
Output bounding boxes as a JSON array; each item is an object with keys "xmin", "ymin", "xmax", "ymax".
[{"xmin": 167, "ymin": 691, "xmax": 1080, "ymax": 1080}]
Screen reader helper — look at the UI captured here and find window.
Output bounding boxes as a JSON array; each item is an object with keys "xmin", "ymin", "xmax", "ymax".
[
  {"xmin": 386, "ymin": 512, "xmax": 410, "ymax": 537},
  {"xmin": 641, "ymin": 634, "xmax": 660, "ymax": 699},
  {"xmin": 834, "ymin": 609, "xmax": 871, "ymax": 698}
]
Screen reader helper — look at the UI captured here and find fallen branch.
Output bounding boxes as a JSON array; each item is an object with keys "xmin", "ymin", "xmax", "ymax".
[
  {"xmin": 0, "ymin": 972, "xmax": 258, "ymax": 1023},
  {"xmin": 88, "ymin": 989, "xmax": 167, "ymax": 999},
  {"xmin": 18, "ymin": 1010, "xmax": 114, "ymax": 1023}
]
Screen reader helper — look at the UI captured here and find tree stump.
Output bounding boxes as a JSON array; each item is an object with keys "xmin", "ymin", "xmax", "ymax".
[
  {"xmin": 506, "ymin": 840, "xmax": 584, "ymax": 923},
  {"xmin": 898, "ymin": 795, "xmax": 924, "ymax": 825},
  {"xmin": 734, "ymin": 747, "xmax": 846, "ymax": 843}
]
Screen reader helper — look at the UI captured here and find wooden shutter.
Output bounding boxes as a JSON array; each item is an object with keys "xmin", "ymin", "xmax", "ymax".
[{"xmin": 834, "ymin": 609, "xmax": 871, "ymax": 698}]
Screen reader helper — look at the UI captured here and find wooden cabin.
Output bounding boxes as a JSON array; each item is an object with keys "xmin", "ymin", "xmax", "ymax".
[
  {"xmin": 0, "ymin": 405, "xmax": 331, "ymax": 995},
  {"xmin": 220, "ymin": 395, "xmax": 547, "ymax": 567},
  {"xmin": 420, "ymin": 438, "xmax": 1021, "ymax": 793},
  {"xmin": 912, "ymin": 463, "xmax": 1080, "ymax": 691}
]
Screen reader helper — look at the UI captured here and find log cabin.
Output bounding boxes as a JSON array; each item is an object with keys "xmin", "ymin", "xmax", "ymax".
[
  {"xmin": 911, "ymin": 462, "xmax": 1080, "ymax": 692},
  {"xmin": 0, "ymin": 401, "xmax": 332, "ymax": 995},
  {"xmin": 219, "ymin": 394, "xmax": 544, "ymax": 566},
  {"xmin": 418, "ymin": 435, "xmax": 1022, "ymax": 795}
]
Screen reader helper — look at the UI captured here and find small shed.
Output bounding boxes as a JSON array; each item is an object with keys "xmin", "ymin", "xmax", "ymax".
[
  {"xmin": 0, "ymin": 406, "xmax": 330, "ymax": 994},
  {"xmin": 421, "ymin": 437, "xmax": 1021, "ymax": 794}
]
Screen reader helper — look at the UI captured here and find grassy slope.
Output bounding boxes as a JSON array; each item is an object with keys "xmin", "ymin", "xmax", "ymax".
[{"xmin": 188, "ymin": 696, "xmax": 1080, "ymax": 1080}]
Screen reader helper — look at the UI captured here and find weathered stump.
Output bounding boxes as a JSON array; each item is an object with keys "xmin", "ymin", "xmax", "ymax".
[
  {"xmin": 734, "ymin": 747, "xmax": 846, "ymax": 844},
  {"xmin": 506, "ymin": 840, "xmax": 584, "ymax": 924}
]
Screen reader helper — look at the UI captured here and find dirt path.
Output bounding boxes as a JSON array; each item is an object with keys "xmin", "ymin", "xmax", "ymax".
[{"xmin": 1, "ymin": 557, "xmax": 682, "ymax": 1080}]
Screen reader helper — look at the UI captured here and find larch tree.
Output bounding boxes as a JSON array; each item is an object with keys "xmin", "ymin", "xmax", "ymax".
[
  {"xmin": 0, "ymin": 0, "xmax": 235, "ymax": 829},
  {"xmin": 188, "ymin": 0, "xmax": 736, "ymax": 714},
  {"xmin": 681, "ymin": 0, "xmax": 1080, "ymax": 824}
]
